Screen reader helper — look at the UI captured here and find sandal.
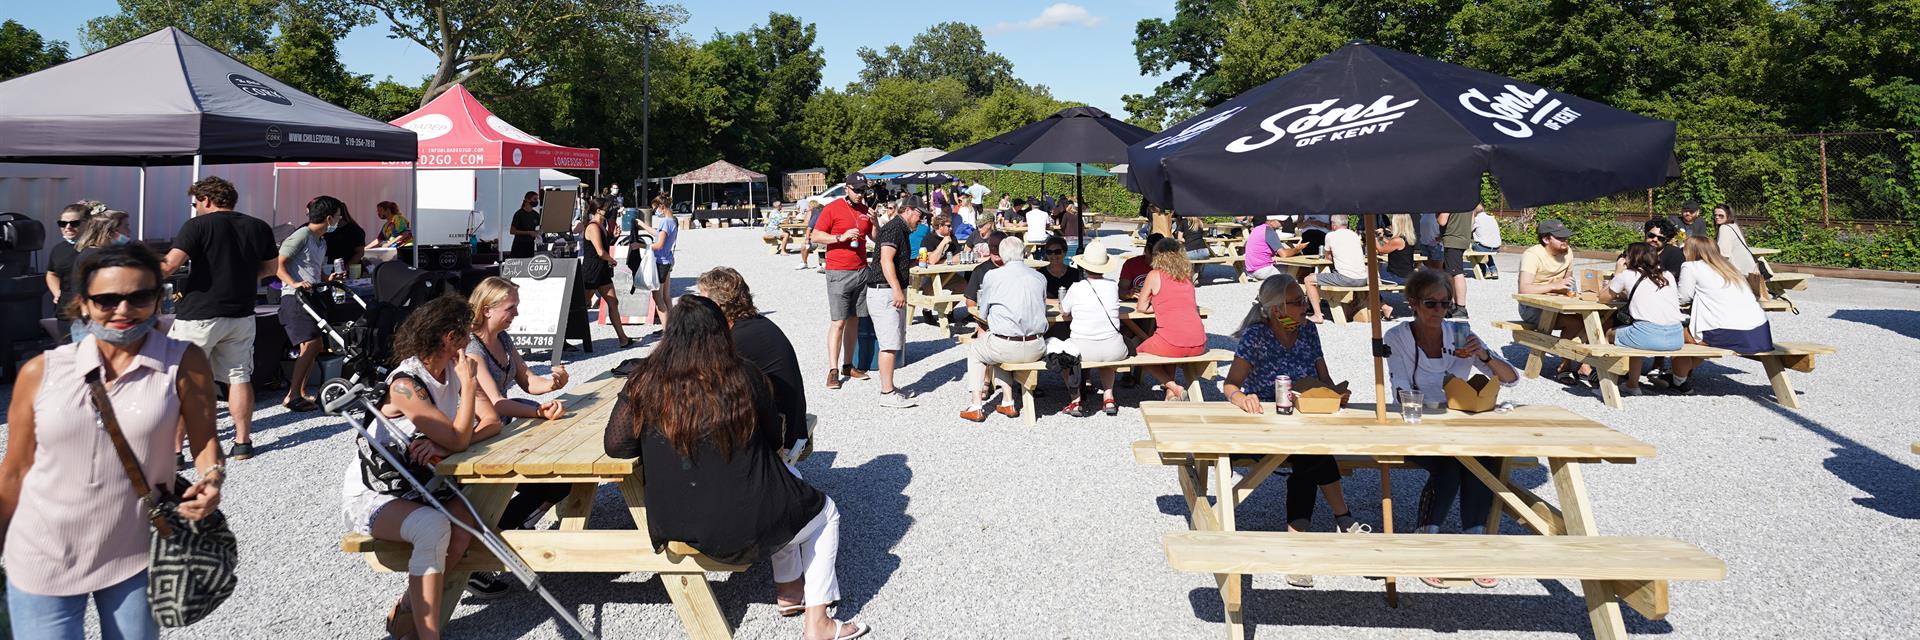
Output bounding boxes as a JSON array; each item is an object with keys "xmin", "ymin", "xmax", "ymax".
[
  {"xmin": 1286, "ymin": 574, "xmax": 1315, "ymax": 588},
  {"xmin": 804, "ymin": 621, "xmax": 870, "ymax": 640},
  {"xmin": 1420, "ymin": 577, "xmax": 1451, "ymax": 589},
  {"xmin": 1474, "ymin": 577, "xmax": 1499, "ymax": 589},
  {"xmin": 618, "ymin": 337, "xmax": 638, "ymax": 349},
  {"xmin": 1102, "ymin": 398, "xmax": 1118, "ymax": 416},
  {"xmin": 386, "ymin": 599, "xmax": 415, "ymax": 639},
  {"xmin": 282, "ymin": 397, "xmax": 319, "ymax": 412},
  {"xmin": 1063, "ymin": 399, "xmax": 1087, "ymax": 418}
]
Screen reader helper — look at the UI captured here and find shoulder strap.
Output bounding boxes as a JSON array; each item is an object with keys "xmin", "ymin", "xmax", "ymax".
[{"xmin": 85, "ymin": 370, "xmax": 173, "ymax": 537}]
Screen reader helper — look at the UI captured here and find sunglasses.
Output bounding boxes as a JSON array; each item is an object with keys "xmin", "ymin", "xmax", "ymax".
[
  {"xmin": 85, "ymin": 288, "xmax": 161, "ymax": 309},
  {"xmin": 1417, "ymin": 298, "xmax": 1456, "ymax": 311},
  {"xmin": 1645, "ymin": 232, "xmax": 1666, "ymax": 240},
  {"xmin": 58, "ymin": 219, "xmax": 85, "ymax": 228}
]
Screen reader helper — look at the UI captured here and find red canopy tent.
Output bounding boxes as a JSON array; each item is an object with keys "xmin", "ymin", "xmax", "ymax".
[{"xmin": 276, "ymin": 84, "xmax": 600, "ymax": 262}]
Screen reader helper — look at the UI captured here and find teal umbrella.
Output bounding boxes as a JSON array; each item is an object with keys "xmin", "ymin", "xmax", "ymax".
[{"xmin": 1004, "ymin": 162, "xmax": 1114, "ymax": 177}]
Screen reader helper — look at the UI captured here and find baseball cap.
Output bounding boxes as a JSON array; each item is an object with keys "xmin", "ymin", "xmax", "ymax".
[
  {"xmin": 1536, "ymin": 218, "xmax": 1573, "ymax": 240},
  {"xmin": 1681, "ymin": 199, "xmax": 1699, "ymax": 212},
  {"xmin": 844, "ymin": 173, "xmax": 871, "ymax": 190}
]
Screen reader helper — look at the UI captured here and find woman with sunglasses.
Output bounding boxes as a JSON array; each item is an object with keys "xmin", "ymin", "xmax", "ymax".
[
  {"xmin": 1220, "ymin": 274, "xmax": 1367, "ymax": 588},
  {"xmin": 1383, "ymin": 268, "xmax": 1518, "ymax": 590},
  {"xmin": 2, "ymin": 245, "xmax": 225, "ymax": 640}
]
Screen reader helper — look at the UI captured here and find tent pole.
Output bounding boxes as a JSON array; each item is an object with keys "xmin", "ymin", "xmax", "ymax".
[
  {"xmin": 411, "ymin": 162, "xmax": 420, "ymax": 268},
  {"xmin": 191, "ymin": 154, "xmax": 201, "ymax": 182},
  {"xmin": 1363, "ymin": 213, "xmax": 1386, "ymax": 422},
  {"xmin": 272, "ymin": 167, "xmax": 281, "ymax": 225},
  {"xmin": 138, "ymin": 162, "xmax": 148, "ymax": 239}
]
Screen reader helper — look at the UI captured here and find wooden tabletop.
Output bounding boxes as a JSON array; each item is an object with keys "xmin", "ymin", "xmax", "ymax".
[
  {"xmin": 1514, "ymin": 293, "xmax": 1614, "ymax": 314},
  {"xmin": 438, "ymin": 374, "xmax": 631, "ymax": 480},
  {"xmin": 1749, "ymin": 247, "xmax": 1781, "ymax": 258},
  {"xmin": 912, "ymin": 259, "xmax": 1045, "ymax": 277},
  {"xmin": 778, "ymin": 222, "xmax": 810, "ymax": 230},
  {"xmin": 1141, "ymin": 401, "xmax": 1655, "ymax": 460},
  {"xmin": 1273, "ymin": 255, "xmax": 1331, "ymax": 268},
  {"xmin": 972, "ymin": 302, "xmax": 1211, "ymax": 325}
]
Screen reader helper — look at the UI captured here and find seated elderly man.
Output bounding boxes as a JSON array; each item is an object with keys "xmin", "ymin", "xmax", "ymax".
[{"xmin": 960, "ymin": 236, "xmax": 1050, "ymax": 422}]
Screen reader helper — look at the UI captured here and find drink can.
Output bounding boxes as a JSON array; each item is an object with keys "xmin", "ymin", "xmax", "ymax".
[
  {"xmin": 1451, "ymin": 321, "xmax": 1471, "ymax": 351},
  {"xmin": 333, "ymin": 258, "xmax": 347, "ymax": 275},
  {"xmin": 1275, "ymin": 375, "xmax": 1294, "ymax": 414}
]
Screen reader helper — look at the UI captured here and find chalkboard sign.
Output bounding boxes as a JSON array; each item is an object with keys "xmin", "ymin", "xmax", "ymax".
[{"xmin": 500, "ymin": 255, "xmax": 578, "ymax": 365}]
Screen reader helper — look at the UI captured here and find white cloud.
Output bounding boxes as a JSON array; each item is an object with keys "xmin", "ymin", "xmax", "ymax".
[{"xmin": 990, "ymin": 3, "xmax": 1105, "ymax": 34}]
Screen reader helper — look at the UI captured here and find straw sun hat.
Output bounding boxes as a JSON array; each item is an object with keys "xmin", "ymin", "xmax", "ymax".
[{"xmin": 1071, "ymin": 239, "xmax": 1124, "ymax": 274}]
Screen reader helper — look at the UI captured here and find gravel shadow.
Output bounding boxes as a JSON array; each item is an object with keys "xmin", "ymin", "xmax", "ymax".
[
  {"xmin": 795, "ymin": 451, "xmax": 913, "ymax": 619},
  {"xmin": 1188, "ymin": 580, "xmax": 1678, "ymax": 636},
  {"xmin": 1829, "ymin": 308, "xmax": 1920, "ymax": 341},
  {"xmin": 1747, "ymin": 397, "xmax": 1920, "ymax": 520}
]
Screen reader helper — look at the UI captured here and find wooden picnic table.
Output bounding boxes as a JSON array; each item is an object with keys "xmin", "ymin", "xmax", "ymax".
[
  {"xmin": 415, "ymin": 374, "xmax": 745, "ymax": 638},
  {"xmin": 908, "ymin": 260, "xmax": 1044, "ymax": 329},
  {"xmin": 1506, "ymin": 293, "xmax": 1832, "ymax": 409},
  {"xmin": 765, "ymin": 222, "xmax": 813, "ymax": 254},
  {"xmin": 1141, "ymin": 401, "xmax": 1722, "ymax": 640},
  {"xmin": 964, "ymin": 300, "xmax": 1212, "ymax": 329}
]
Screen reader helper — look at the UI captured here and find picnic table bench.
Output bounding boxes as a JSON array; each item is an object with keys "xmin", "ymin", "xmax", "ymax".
[
  {"xmin": 1139, "ymin": 401, "xmax": 1725, "ymax": 640},
  {"xmin": 1503, "ymin": 294, "xmax": 1834, "ymax": 409},
  {"xmin": 338, "ymin": 374, "xmax": 774, "ymax": 639},
  {"xmin": 763, "ymin": 222, "xmax": 812, "ymax": 254},
  {"xmin": 1464, "ymin": 249, "xmax": 1497, "ymax": 279},
  {"xmin": 989, "ymin": 348, "xmax": 1234, "ymax": 425},
  {"xmin": 910, "ymin": 260, "xmax": 1046, "ymax": 330}
]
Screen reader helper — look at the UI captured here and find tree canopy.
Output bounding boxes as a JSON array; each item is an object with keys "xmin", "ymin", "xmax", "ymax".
[{"xmin": 0, "ymin": 20, "xmax": 71, "ymax": 82}]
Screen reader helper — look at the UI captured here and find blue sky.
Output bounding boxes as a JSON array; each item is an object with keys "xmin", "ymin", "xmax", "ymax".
[{"xmin": 13, "ymin": 1, "xmax": 1175, "ymax": 117}]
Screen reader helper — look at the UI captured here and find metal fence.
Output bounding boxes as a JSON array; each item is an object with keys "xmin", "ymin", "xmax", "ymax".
[{"xmin": 1498, "ymin": 130, "xmax": 1920, "ymax": 227}]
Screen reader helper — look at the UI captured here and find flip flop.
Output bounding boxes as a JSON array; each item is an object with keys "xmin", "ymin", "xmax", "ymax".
[
  {"xmin": 1474, "ymin": 577, "xmax": 1499, "ymax": 589},
  {"xmin": 282, "ymin": 397, "xmax": 319, "ymax": 412},
  {"xmin": 803, "ymin": 621, "xmax": 870, "ymax": 640},
  {"xmin": 1420, "ymin": 576, "xmax": 1451, "ymax": 589}
]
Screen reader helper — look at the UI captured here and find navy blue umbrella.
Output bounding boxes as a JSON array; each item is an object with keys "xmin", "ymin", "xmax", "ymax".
[{"xmin": 1124, "ymin": 42, "xmax": 1675, "ymax": 216}]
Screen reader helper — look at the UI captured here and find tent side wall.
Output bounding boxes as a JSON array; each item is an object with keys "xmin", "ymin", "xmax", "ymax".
[
  {"xmin": 273, "ymin": 167, "xmax": 416, "ymax": 234},
  {"xmin": 0, "ymin": 162, "xmax": 277, "ymax": 262}
]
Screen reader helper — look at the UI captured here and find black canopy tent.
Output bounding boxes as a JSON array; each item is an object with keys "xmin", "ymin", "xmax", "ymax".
[
  {"xmin": 935, "ymin": 107, "xmax": 1155, "ymax": 248},
  {"xmin": 0, "ymin": 27, "xmax": 417, "ymax": 238}
]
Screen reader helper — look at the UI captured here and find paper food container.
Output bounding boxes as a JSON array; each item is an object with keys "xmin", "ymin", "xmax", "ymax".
[
  {"xmin": 1445, "ymin": 374, "xmax": 1501, "ymax": 413},
  {"xmin": 1293, "ymin": 378, "xmax": 1351, "ymax": 414}
]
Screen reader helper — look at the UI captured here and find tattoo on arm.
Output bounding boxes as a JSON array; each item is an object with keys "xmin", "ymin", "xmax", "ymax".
[{"xmin": 391, "ymin": 379, "xmax": 418, "ymax": 400}]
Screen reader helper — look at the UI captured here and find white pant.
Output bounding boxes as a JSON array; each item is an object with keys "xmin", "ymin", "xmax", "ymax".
[
  {"xmin": 966, "ymin": 334, "xmax": 1046, "ymax": 397},
  {"xmin": 771, "ymin": 497, "xmax": 841, "ymax": 607},
  {"xmin": 1246, "ymin": 265, "xmax": 1281, "ymax": 281}
]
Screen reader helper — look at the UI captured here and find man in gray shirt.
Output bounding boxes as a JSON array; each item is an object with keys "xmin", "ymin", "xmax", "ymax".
[
  {"xmin": 960, "ymin": 236, "xmax": 1050, "ymax": 422},
  {"xmin": 276, "ymin": 196, "xmax": 344, "ymax": 412}
]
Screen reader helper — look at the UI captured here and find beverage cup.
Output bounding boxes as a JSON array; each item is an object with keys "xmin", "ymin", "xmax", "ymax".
[{"xmin": 1397, "ymin": 389, "xmax": 1424, "ymax": 424}]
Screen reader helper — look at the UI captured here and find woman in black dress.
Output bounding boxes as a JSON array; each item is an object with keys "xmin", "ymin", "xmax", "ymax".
[
  {"xmin": 605, "ymin": 296, "xmax": 869, "ymax": 639},
  {"xmin": 578, "ymin": 197, "xmax": 635, "ymax": 348}
]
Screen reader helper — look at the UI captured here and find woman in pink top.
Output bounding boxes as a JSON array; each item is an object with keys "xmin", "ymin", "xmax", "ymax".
[
  {"xmin": 1136, "ymin": 239, "xmax": 1209, "ymax": 400},
  {"xmin": 1, "ymin": 245, "xmax": 225, "ymax": 640}
]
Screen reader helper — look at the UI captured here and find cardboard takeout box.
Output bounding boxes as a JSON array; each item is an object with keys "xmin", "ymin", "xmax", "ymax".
[
  {"xmin": 1293, "ymin": 378, "xmax": 1351, "ymax": 414},
  {"xmin": 1444, "ymin": 374, "xmax": 1501, "ymax": 413}
]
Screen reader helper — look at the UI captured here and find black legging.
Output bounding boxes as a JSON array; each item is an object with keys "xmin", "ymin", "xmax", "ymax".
[
  {"xmin": 497, "ymin": 483, "xmax": 575, "ymax": 529},
  {"xmin": 1286, "ymin": 455, "xmax": 1342, "ymax": 524}
]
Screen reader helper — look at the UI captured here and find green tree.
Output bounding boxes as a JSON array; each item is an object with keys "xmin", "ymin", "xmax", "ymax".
[
  {"xmin": 854, "ymin": 22, "xmax": 1018, "ymax": 99},
  {"xmin": 1121, "ymin": 0, "xmax": 1235, "ymax": 129},
  {"xmin": 950, "ymin": 84, "xmax": 1076, "ymax": 146},
  {"xmin": 354, "ymin": 0, "xmax": 683, "ymax": 105},
  {"xmin": 81, "ymin": 0, "xmax": 368, "ymax": 54},
  {"xmin": 752, "ymin": 13, "xmax": 825, "ymax": 171},
  {"xmin": 0, "ymin": 20, "xmax": 71, "ymax": 81}
]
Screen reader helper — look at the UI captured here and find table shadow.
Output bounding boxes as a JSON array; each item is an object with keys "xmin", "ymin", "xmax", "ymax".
[
  {"xmin": 1747, "ymin": 397, "xmax": 1920, "ymax": 520},
  {"xmin": 1185, "ymin": 580, "xmax": 1678, "ymax": 636},
  {"xmin": 1828, "ymin": 308, "xmax": 1920, "ymax": 341}
]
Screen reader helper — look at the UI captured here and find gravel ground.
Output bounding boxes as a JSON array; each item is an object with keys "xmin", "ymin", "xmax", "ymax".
[{"xmin": 6, "ymin": 226, "xmax": 1917, "ymax": 639}]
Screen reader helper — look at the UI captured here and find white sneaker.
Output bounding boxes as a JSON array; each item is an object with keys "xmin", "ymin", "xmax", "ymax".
[
  {"xmin": 878, "ymin": 389, "xmax": 918, "ymax": 408},
  {"xmin": 1341, "ymin": 521, "xmax": 1373, "ymax": 534}
]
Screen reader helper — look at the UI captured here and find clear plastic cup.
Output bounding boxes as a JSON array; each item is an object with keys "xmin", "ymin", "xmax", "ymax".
[{"xmin": 1397, "ymin": 389, "xmax": 1424, "ymax": 424}]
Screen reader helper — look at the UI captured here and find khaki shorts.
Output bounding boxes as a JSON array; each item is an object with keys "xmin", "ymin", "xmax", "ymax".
[{"xmin": 170, "ymin": 316, "xmax": 256, "ymax": 383}]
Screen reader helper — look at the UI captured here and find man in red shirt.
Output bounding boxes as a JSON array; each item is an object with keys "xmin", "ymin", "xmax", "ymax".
[{"xmin": 810, "ymin": 173, "xmax": 876, "ymax": 389}]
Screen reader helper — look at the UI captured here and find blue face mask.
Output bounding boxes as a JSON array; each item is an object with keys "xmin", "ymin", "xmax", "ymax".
[
  {"xmin": 113, "ymin": 235, "xmax": 131, "ymax": 246},
  {"xmin": 326, "ymin": 222, "xmax": 340, "ymax": 233},
  {"xmin": 86, "ymin": 315, "xmax": 157, "ymax": 346}
]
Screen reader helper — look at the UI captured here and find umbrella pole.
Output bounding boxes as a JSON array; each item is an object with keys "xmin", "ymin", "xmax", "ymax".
[
  {"xmin": 1074, "ymin": 163, "xmax": 1085, "ymax": 250},
  {"xmin": 1363, "ymin": 213, "xmax": 1386, "ymax": 422}
]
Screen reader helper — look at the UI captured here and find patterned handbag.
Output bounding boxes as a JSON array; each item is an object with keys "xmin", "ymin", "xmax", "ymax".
[{"xmin": 85, "ymin": 372, "xmax": 239, "ymax": 627}]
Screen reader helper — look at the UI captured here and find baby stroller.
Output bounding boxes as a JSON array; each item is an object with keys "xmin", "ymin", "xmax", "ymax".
[
  {"xmin": 287, "ymin": 280, "xmax": 383, "ymax": 384},
  {"xmin": 364, "ymin": 260, "xmax": 461, "ymax": 364}
]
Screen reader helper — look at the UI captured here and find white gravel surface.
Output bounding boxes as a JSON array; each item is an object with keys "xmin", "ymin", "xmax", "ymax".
[{"xmin": 6, "ymin": 226, "xmax": 1918, "ymax": 639}]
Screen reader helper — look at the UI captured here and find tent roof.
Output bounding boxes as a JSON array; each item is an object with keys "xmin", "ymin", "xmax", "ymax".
[
  {"xmin": 276, "ymin": 84, "xmax": 599, "ymax": 170},
  {"xmin": 863, "ymin": 147, "xmax": 1000, "ymax": 173},
  {"xmin": 672, "ymin": 160, "xmax": 766, "ymax": 184},
  {"xmin": 0, "ymin": 27, "xmax": 415, "ymax": 166}
]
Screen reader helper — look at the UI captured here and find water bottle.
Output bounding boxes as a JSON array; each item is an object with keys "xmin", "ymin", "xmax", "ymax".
[{"xmin": 1275, "ymin": 375, "xmax": 1295, "ymax": 415}]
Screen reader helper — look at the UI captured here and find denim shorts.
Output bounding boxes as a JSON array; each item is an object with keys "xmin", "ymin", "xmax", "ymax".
[{"xmin": 1614, "ymin": 321, "xmax": 1683, "ymax": 351}]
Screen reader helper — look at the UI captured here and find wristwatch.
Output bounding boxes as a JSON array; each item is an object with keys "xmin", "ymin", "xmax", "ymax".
[{"xmin": 1477, "ymin": 352, "xmax": 1492, "ymax": 363}]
